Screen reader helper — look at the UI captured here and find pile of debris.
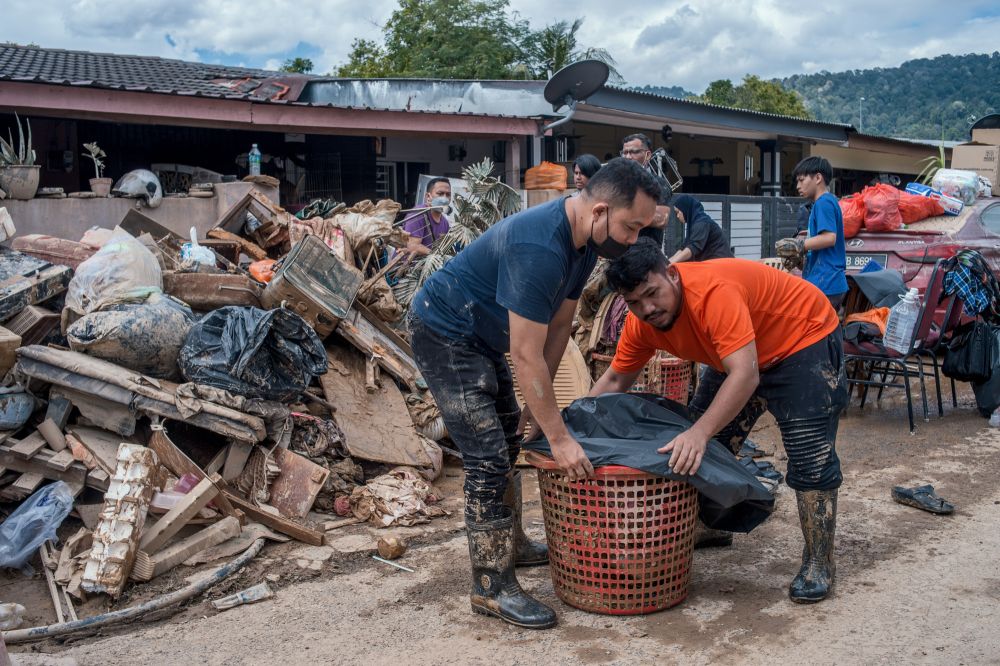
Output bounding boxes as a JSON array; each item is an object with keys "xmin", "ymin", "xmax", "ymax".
[{"xmin": 0, "ymin": 185, "xmax": 454, "ymax": 629}]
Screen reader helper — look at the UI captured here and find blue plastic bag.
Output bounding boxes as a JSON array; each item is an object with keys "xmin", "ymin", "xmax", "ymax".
[{"xmin": 0, "ymin": 481, "xmax": 75, "ymax": 574}]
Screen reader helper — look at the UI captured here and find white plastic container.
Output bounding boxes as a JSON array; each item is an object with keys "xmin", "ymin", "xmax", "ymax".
[{"xmin": 884, "ymin": 288, "xmax": 920, "ymax": 354}]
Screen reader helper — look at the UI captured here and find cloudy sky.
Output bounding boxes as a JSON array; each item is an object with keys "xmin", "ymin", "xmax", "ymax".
[{"xmin": 4, "ymin": 0, "xmax": 998, "ymax": 90}]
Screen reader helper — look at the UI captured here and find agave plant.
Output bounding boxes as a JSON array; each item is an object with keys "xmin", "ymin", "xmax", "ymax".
[
  {"xmin": 0, "ymin": 113, "xmax": 35, "ymax": 167},
  {"xmin": 393, "ymin": 158, "xmax": 521, "ymax": 308},
  {"xmin": 915, "ymin": 133, "xmax": 947, "ymax": 185}
]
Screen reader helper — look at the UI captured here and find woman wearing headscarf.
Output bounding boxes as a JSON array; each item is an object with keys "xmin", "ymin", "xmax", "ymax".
[
  {"xmin": 572, "ymin": 154, "xmax": 602, "ymax": 192},
  {"xmin": 668, "ymin": 194, "xmax": 734, "ymax": 263}
]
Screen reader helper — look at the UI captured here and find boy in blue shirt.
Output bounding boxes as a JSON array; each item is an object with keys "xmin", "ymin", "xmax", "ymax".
[
  {"xmin": 409, "ymin": 159, "xmax": 661, "ymax": 629},
  {"xmin": 777, "ymin": 156, "xmax": 848, "ymax": 309}
]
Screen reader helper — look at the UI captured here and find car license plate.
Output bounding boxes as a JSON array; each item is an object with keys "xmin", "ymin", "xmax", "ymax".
[{"xmin": 846, "ymin": 253, "xmax": 887, "ymax": 270}]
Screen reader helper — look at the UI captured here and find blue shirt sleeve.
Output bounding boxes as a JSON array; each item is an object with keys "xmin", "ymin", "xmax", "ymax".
[
  {"xmin": 810, "ymin": 196, "xmax": 840, "ymax": 236},
  {"xmin": 496, "ymin": 244, "xmax": 569, "ymax": 324}
]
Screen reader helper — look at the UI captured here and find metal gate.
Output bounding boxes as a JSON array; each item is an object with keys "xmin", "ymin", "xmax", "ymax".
[{"xmin": 665, "ymin": 195, "xmax": 806, "ymax": 259}]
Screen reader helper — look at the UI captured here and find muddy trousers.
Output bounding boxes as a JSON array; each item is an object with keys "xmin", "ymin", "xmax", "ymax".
[
  {"xmin": 689, "ymin": 328, "xmax": 847, "ymax": 492},
  {"xmin": 409, "ymin": 316, "xmax": 521, "ymax": 522}
]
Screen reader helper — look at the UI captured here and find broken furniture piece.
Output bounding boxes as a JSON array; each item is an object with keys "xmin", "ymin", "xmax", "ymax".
[
  {"xmin": 81, "ymin": 443, "xmax": 158, "ymax": 598},
  {"xmin": 16, "ymin": 345, "xmax": 267, "ymax": 442}
]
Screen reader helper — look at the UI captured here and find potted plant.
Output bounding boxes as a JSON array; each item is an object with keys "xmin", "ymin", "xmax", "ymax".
[
  {"xmin": 83, "ymin": 142, "xmax": 111, "ymax": 196},
  {"xmin": 0, "ymin": 113, "xmax": 39, "ymax": 199}
]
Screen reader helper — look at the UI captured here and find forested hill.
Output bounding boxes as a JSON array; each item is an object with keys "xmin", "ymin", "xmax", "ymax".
[{"xmin": 782, "ymin": 52, "xmax": 1000, "ymax": 141}]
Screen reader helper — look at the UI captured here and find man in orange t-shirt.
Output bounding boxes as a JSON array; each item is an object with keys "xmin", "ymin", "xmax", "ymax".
[{"xmin": 590, "ymin": 238, "xmax": 847, "ymax": 604}]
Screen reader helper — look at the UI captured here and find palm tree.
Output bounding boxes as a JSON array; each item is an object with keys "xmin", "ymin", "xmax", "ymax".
[{"xmin": 530, "ymin": 19, "xmax": 624, "ymax": 84}]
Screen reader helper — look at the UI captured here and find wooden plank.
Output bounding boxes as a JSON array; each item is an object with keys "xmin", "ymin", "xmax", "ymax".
[
  {"xmin": 8, "ymin": 471, "xmax": 44, "ymax": 497},
  {"xmin": 268, "ymin": 448, "xmax": 329, "ymax": 520},
  {"xmin": 139, "ymin": 473, "xmax": 221, "ymax": 553},
  {"xmin": 46, "ymin": 449, "xmax": 76, "ymax": 471},
  {"xmin": 335, "ymin": 306, "xmax": 420, "ymax": 390},
  {"xmin": 10, "ymin": 432, "xmax": 47, "ymax": 459},
  {"xmin": 222, "ymin": 441, "xmax": 253, "ymax": 482},
  {"xmin": 148, "ymin": 427, "xmax": 239, "ymax": 520},
  {"xmin": 221, "ymin": 491, "xmax": 325, "ymax": 546},
  {"xmin": 0, "ymin": 443, "xmax": 88, "ymax": 487},
  {"xmin": 320, "ymin": 344, "xmax": 431, "ymax": 468},
  {"xmin": 131, "ymin": 516, "xmax": 242, "ymax": 581},
  {"xmin": 204, "ymin": 444, "xmax": 228, "ymax": 476}
]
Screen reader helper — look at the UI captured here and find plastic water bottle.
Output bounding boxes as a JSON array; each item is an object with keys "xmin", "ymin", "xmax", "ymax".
[
  {"xmin": 249, "ymin": 143, "xmax": 262, "ymax": 176},
  {"xmin": 883, "ymin": 288, "xmax": 920, "ymax": 354}
]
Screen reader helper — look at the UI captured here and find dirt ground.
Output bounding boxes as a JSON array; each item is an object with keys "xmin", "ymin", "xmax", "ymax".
[{"xmin": 6, "ymin": 387, "xmax": 1000, "ymax": 665}]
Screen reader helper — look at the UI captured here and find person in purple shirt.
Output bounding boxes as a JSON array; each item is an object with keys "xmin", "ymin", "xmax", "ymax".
[{"xmin": 400, "ymin": 177, "xmax": 452, "ymax": 259}]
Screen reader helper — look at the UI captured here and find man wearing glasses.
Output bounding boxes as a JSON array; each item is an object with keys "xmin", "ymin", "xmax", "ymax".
[{"xmin": 621, "ymin": 133, "xmax": 672, "ymax": 247}]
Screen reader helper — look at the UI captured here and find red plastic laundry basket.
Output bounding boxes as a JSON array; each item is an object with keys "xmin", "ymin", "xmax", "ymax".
[
  {"xmin": 526, "ymin": 451, "xmax": 698, "ymax": 615},
  {"xmin": 591, "ymin": 352, "xmax": 692, "ymax": 405}
]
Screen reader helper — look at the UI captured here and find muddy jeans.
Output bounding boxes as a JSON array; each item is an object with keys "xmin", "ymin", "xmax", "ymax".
[
  {"xmin": 689, "ymin": 328, "xmax": 846, "ymax": 491},
  {"xmin": 409, "ymin": 315, "xmax": 520, "ymax": 522}
]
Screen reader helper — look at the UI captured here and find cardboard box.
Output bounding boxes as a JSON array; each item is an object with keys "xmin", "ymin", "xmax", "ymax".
[
  {"xmin": 0, "ymin": 325, "xmax": 22, "ymax": 376},
  {"xmin": 951, "ymin": 142, "xmax": 1000, "ymax": 188},
  {"xmin": 524, "ymin": 189, "xmax": 567, "ymax": 208},
  {"xmin": 971, "ymin": 127, "xmax": 1000, "ymax": 146}
]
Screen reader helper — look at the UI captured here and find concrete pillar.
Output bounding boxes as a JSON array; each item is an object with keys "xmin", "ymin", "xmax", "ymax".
[
  {"xmin": 757, "ymin": 140, "xmax": 782, "ymax": 197},
  {"xmin": 507, "ymin": 136, "xmax": 522, "ymax": 188}
]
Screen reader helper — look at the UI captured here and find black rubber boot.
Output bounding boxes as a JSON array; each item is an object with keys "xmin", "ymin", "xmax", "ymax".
[
  {"xmin": 467, "ymin": 511, "xmax": 557, "ymax": 629},
  {"xmin": 789, "ymin": 489, "xmax": 837, "ymax": 603},
  {"xmin": 503, "ymin": 471, "xmax": 549, "ymax": 566}
]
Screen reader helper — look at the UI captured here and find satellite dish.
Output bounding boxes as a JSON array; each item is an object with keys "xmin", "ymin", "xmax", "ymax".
[
  {"xmin": 540, "ymin": 60, "xmax": 609, "ymax": 135},
  {"xmin": 543, "ymin": 60, "xmax": 610, "ymax": 113}
]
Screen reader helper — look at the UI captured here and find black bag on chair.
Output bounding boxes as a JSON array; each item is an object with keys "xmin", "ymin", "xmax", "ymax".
[{"xmin": 943, "ymin": 319, "xmax": 993, "ymax": 382}]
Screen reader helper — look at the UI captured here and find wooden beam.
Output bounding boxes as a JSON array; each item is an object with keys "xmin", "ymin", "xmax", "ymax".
[
  {"xmin": 131, "ymin": 516, "xmax": 242, "ymax": 581},
  {"xmin": 139, "ymin": 474, "xmax": 221, "ymax": 553},
  {"xmin": 221, "ymin": 491, "xmax": 325, "ymax": 546},
  {"xmin": 0, "ymin": 443, "xmax": 88, "ymax": 487},
  {"xmin": 10, "ymin": 432, "xmax": 47, "ymax": 459}
]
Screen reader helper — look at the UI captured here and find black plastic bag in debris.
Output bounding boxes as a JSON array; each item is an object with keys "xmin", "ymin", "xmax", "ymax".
[
  {"xmin": 178, "ymin": 306, "xmax": 327, "ymax": 402},
  {"xmin": 523, "ymin": 393, "xmax": 775, "ymax": 532}
]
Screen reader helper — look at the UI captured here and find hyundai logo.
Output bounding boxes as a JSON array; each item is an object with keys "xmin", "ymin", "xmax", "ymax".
[{"xmin": 847, "ymin": 238, "xmax": 864, "ymax": 248}]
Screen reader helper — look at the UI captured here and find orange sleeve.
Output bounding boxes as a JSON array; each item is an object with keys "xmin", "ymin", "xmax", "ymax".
[
  {"xmin": 610, "ymin": 312, "xmax": 657, "ymax": 374},
  {"xmin": 702, "ymin": 285, "xmax": 756, "ymax": 361}
]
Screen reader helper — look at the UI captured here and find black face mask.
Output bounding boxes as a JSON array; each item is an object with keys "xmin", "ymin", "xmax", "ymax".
[{"xmin": 587, "ymin": 206, "xmax": 630, "ymax": 259}]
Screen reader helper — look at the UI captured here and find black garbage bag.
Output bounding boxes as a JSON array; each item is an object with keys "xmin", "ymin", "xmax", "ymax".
[
  {"xmin": 179, "ymin": 306, "xmax": 327, "ymax": 402},
  {"xmin": 524, "ymin": 393, "xmax": 775, "ymax": 532}
]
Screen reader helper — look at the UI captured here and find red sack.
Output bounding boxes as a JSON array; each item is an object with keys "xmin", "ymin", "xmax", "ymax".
[
  {"xmin": 862, "ymin": 184, "xmax": 902, "ymax": 232},
  {"xmin": 524, "ymin": 161, "xmax": 569, "ymax": 191},
  {"xmin": 898, "ymin": 191, "xmax": 945, "ymax": 224},
  {"xmin": 838, "ymin": 195, "xmax": 864, "ymax": 238}
]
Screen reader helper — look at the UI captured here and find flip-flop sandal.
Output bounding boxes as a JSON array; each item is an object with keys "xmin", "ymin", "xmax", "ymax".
[
  {"xmin": 739, "ymin": 456, "xmax": 784, "ymax": 483},
  {"xmin": 891, "ymin": 485, "xmax": 955, "ymax": 515}
]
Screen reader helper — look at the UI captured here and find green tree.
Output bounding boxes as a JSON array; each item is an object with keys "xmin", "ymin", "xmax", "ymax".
[
  {"xmin": 280, "ymin": 57, "xmax": 314, "ymax": 73},
  {"xmin": 337, "ymin": 0, "xmax": 531, "ymax": 79},
  {"xmin": 527, "ymin": 19, "xmax": 624, "ymax": 84},
  {"xmin": 336, "ymin": 40, "xmax": 390, "ymax": 77},
  {"xmin": 700, "ymin": 75, "xmax": 810, "ymax": 118}
]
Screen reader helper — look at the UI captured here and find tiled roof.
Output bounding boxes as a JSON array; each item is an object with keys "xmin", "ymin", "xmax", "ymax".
[{"xmin": 0, "ymin": 44, "xmax": 302, "ymax": 100}]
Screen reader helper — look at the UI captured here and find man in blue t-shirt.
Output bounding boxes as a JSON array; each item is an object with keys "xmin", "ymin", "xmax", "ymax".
[
  {"xmin": 777, "ymin": 156, "xmax": 848, "ymax": 309},
  {"xmin": 408, "ymin": 158, "xmax": 661, "ymax": 629}
]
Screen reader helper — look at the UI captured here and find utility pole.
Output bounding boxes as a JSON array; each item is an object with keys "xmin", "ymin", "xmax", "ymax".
[{"xmin": 859, "ymin": 97, "xmax": 865, "ymax": 133}]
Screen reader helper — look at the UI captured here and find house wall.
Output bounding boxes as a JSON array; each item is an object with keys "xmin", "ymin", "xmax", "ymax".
[{"xmin": 1, "ymin": 181, "xmax": 277, "ymax": 240}]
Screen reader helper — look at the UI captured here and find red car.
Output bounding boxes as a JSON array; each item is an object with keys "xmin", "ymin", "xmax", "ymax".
[{"xmin": 843, "ymin": 197, "xmax": 1000, "ymax": 293}]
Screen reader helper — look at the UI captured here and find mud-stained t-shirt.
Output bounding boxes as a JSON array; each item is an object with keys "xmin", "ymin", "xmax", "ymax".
[
  {"xmin": 411, "ymin": 197, "xmax": 597, "ymax": 354},
  {"xmin": 611, "ymin": 258, "xmax": 839, "ymax": 374}
]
